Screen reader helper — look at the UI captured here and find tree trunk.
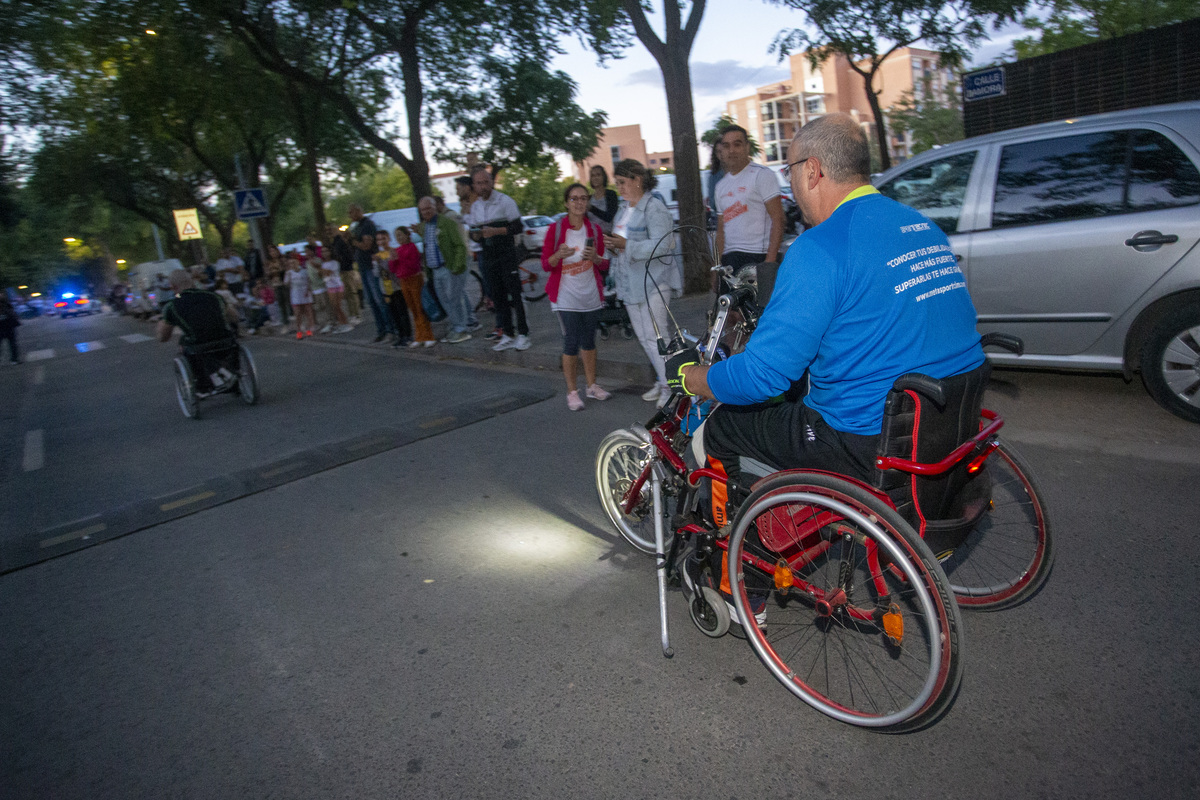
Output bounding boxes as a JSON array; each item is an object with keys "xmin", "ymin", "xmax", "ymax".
[
  {"xmin": 290, "ymin": 86, "xmax": 328, "ymax": 237},
  {"xmin": 863, "ymin": 70, "xmax": 892, "ymax": 172}
]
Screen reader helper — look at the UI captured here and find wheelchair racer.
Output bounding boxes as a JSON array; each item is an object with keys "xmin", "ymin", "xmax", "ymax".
[
  {"xmin": 157, "ymin": 268, "xmax": 240, "ymax": 391},
  {"xmin": 668, "ymin": 113, "xmax": 985, "ymax": 489}
]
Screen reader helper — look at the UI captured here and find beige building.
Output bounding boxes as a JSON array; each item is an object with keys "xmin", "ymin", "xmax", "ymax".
[
  {"xmin": 574, "ymin": 124, "xmax": 658, "ymax": 181},
  {"xmin": 726, "ymin": 47, "xmax": 957, "ymax": 167}
]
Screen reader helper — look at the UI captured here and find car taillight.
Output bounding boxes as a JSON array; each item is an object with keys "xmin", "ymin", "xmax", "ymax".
[
  {"xmin": 525, "ymin": 230, "xmax": 534, "ymax": 235},
  {"xmin": 55, "ymin": 301, "xmax": 67, "ymax": 308},
  {"xmin": 75, "ymin": 298, "xmax": 87, "ymax": 305}
]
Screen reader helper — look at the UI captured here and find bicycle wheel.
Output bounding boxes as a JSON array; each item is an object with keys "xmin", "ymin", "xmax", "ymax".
[
  {"xmin": 468, "ymin": 269, "xmax": 488, "ymax": 313},
  {"xmin": 520, "ymin": 267, "xmax": 547, "ymax": 302},
  {"xmin": 595, "ymin": 429, "xmax": 661, "ymax": 554},
  {"xmin": 939, "ymin": 443, "xmax": 1053, "ymax": 610},
  {"xmin": 236, "ymin": 343, "xmax": 259, "ymax": 405},
  {"xmin": 727, "ymin": 472, "xmax": 963, "ymax": 731},
  {"xmin": 173, "ymin": 357, "xmax": 199, "ymax": 419}
]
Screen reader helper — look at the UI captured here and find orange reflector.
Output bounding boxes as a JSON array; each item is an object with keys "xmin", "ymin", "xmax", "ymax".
[
  {"xmin": 882, "ymin": 603, "xmax": 904, "ymax": 645},
  {"xmin": 773, "ymin": 559, "xmax": 793, "ymax": 592},
  {"xmin": 719, "ymin": 551, "xmax": 731, "ymax": 595}
]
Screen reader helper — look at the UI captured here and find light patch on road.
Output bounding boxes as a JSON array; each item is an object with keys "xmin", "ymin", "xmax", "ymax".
[
  {"xmin": 348, "ymin": 436, "xmax": 390, "ymax": 452},
  {"xmin": 25, "ymin": 349, "xmax": 54, "ymax": 361},
  {"xmin": 32, "ymin": 365, "xmax": 45, "ymax": 385},
  {"xmin": 418, "ymin": 416, "xmax": 456, "ymax": 429},
  {"xmin": 159, "ymin": 490, "xmax": 217, "ymax": 511},
  {"xmin": 22, "ymin": 429, "xmax": 44, "ymax": 471},
  {"xmin": 261, "ymin": 461, "xmax": 307, "ymax": 479},
  {"xmin": 120, "ymin": 333, "xmax": 154, "ymax": 344},
  {"xmin": 75, "ymin": 341, "xmax": 106, "ymax": 353},
  {"xmin": 39, "ymin": 522, "xmax": 107, "ymax": 549}
]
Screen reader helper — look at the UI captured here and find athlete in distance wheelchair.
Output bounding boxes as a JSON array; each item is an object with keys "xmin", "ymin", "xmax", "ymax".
[
  {"xmin": 156, "ymin": 268, "xmax": 259, "ymax": 418},
  {"xmin": 601, "ymin": 114, "xmax": 1053, "ymax": 728}
]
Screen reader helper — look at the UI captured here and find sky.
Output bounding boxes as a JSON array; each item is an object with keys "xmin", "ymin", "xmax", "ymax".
[{"xmin": 533, "ymin": 1, "xmax": 1031, "ymax": 172}]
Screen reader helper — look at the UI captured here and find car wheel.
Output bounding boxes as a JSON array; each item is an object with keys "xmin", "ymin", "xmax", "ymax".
[{"xmin": 1140, "ymin": 304, "xmax": 1200, "ymax": 423}]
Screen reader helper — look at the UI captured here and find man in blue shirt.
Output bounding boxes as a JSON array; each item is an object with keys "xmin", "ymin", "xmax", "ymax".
[{"xmin": 670, "ymin": 113, "xmax": 983, "ymax": 484}]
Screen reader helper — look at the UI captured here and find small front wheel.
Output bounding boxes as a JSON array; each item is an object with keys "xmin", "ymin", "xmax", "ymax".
[
  {"xmin": 595, "ymin": 429, "xmax": 661, "ymax": 554},
  {"xmin": 728, "ymin": 471, "xmax": 963, "ymax": 731}
]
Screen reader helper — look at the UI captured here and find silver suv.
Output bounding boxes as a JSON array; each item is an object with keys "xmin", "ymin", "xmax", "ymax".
[{"xmin": 874, "ymin": 101, "xmax": 1200, "ymax": 422}]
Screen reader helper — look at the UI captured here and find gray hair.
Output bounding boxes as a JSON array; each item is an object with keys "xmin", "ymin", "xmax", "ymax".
[{"xmin": 791, "ymin": 113, "xmax": 871, "ymax": 184}]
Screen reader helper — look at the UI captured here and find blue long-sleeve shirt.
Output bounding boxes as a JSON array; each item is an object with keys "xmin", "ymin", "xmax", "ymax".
[{"xmin": 706, "ymin": 191, "xmax": 984, "ymax": 435}]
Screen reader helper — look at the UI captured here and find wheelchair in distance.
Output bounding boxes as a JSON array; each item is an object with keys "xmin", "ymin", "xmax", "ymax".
[
  {"xmin": 173, "ymin": 338, "xmax": 260, "ymax": 419},
  {"xmin": 594, "ymin": 262, "xmax": 1053, "ymax": 732}
]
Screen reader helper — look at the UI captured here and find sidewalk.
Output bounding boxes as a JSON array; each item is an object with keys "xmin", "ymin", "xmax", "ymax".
[{"xmin": 321, "ymin": 281, "xmax": 713, "ymax": 390}]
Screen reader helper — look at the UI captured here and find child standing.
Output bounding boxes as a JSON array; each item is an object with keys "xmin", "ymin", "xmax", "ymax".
[
  {"xmin": 389, "ymin": 227, "xmax": 435, "ymax": 348},
  {"xmin": 286, "ymin": 252, "xmax": 315, "ymax": 338}
]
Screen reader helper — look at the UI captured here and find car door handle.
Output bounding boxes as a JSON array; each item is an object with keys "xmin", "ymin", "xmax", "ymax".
[{"xmin": 1125, "ymin": 231, "xmax": 1179, "ymax": 248}]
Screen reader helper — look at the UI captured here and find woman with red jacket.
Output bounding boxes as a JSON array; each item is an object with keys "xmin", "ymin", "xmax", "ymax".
[
  {"xmin": 542, "ymin": 183, "xmax": 612, "ymax": 411},
  {"xmin": 389, "ymin": 227, "xmax": 435, "ymax": 348}
]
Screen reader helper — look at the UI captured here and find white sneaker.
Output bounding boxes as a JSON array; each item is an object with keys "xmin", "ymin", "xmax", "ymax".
[
  {"xmin": 514, "ymin": 334, "xmax": 531, "ymax": 351},
  {"xmin": 586, "ymin": 383, "xmax": 611, "ymax": 401},
  {"xmin": 334, "ymin": 324, "xmax": 354, "ymax": 334},
  {"xmin": 656, "ymin": 384, "xmax": 671, "ymax": 408},
  {"xmin": 642, "ymin": 385, "xmax": 663, "ymax": 402},
  {"xmin": 492, "ymin": 335, "xmax": 516, "ymax": 351},
  {"xmin": 422, "ymin": 340, "xmax": 436, "ymax": 348},
  {"xmin": 318, "ymin": 324, "xmax": 332, "ymax": 334},
  {"xmin": 566, "ymin": 390, "xmax": 584, "ymax": 411}
]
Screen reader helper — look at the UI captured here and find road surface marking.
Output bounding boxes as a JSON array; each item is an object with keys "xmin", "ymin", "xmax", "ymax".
[
  {"xmin": 483, "ymin": 396, "xmax": 514, "ymax": 408},
  {"xmin": 419, "ymin": 416, "xmax": 456, "ymax": 429},
  {"xmin": 348, "ymin": 436, "xmax": 389, "ymax": 452},
  {"xmin": 261, "ymin": 461, "xmax": 307, "ymax": 478},
  {"xmin": 120, "ymin": 333, "xmax": 154, "ymax": 343},
  {"xmin": 159, "ymin": 491, "xmax": 217, "ymax": 511},
  {"xmin": 26, "ymin": 349, "xmax": 54, "ymax": 361},
  {"xmin": 75, "ymin": 341, "xmax": 106, "ymax": 353},
  {"xmin": 22, "ymin": 430, "xmax": 44, "ymax": 471},
  {"xmin": 40, "ymin": 523, "xmax": 107, "ymax": 549},
  {"xmin": 32, "ymin": 365, "xmax": 45, "ymax": 385}
]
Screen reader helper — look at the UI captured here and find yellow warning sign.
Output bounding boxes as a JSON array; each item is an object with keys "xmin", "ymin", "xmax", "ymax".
[{"xmin": 173, "ymin": 208, "xmax": 203, "ymax": 241}]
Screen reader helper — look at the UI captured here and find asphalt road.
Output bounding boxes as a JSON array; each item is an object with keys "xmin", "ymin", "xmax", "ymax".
[{"xmin": 2, "ymin": 309, "xmax": 1199, "ymax": 799}]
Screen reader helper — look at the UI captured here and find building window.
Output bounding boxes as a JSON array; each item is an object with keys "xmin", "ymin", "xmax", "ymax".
[
  {"xmin": 761, "ymin": 103, "xmax": 775, "ymax": 121},
  {"xmin": 661, "ymin": 157, "xmax": 670, "ymax": 166},
  {"xmin": 765, "ymin": 143, "xmax": 780, "ymax": 163},
  {"xmin": 610, "ymin": 145, "xmax": 621, "ymax": 165},
  {"xmin": 805, "ymin": 96, "xmax": 824, "ymax": 115},
  {"xmin": 763, "ymin": 122, "xmax": 777, "ymax": 142}
]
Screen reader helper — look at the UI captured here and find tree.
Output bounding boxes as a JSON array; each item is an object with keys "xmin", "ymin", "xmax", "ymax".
[
  {"xmin": 501, "ymin": 162, "xmax": 575, "ymax": 216},
  {"xmin": 886, "ymin": 78, "xmax": 965, "ymax": 154},
  {"xmin": 217, "ymin": 0, "xmax": 616, "ymax": 200},
  {"xmin": 616, "ymin": 0, "xmax": 710, "ymax": 293},
  {"xmin": 769, "ymin": 0, "xmax": 1024, "ymax": 171},
  {"xmin": 1010, "ymin": 0, "xmax": 1200, "ymax": 58}
]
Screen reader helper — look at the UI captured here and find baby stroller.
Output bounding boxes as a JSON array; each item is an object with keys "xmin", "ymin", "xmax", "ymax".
[{"xmin": 596, "ymin": 273, "xmax": 634, "ymax": 341}]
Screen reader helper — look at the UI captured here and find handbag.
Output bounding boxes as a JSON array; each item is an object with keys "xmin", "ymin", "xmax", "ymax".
[{"xmin": 421, "ymin": 279, "xmax": 447, "ymax": 322}]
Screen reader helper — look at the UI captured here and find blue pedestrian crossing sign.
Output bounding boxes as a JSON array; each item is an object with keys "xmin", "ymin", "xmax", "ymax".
[{"xmin": 234, "ymin": 188, "xmax": 269, "ymax": 220}]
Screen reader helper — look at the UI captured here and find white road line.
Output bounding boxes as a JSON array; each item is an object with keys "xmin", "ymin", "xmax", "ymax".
[
  {"xmin": 75, "ymin": 341, "xmax": 106, "ymax": 353},
  {"xmin": 26, "ymin": 349, "xmax": 54, "ymax": 361},
  {"xmin": 120, "ymin": 333, "xmax": 153, "ymax": 343},
  {"xmin": 33, "ymin": 365, "xmax": 45, "ymax": 385},
  {"xmin": 23, "ymin": 429, "xmax": 44, "ymax": 472}
]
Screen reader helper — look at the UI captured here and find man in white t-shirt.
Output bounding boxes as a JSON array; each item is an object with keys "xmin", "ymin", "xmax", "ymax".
[
  {"xmin": 713, "ymin": 125, "xmax": 784, "ymax": 284},
  {"xmin": 214, "ymin": 247, "xmax": 247, "ymax": 294}
]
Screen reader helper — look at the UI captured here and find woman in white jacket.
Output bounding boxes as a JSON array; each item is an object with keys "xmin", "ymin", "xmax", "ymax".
[{"xmin": 604, "ymin": 158, "xmax": 680, "ymax": 407}]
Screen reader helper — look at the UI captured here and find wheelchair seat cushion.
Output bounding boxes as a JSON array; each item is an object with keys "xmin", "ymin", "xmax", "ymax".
[{"xmin": 873, "ymin": 360, "xmax": 992, "ymax": 555}]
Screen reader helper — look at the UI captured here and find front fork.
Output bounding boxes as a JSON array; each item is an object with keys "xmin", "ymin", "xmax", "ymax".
[{"xmin": 650, "ymin": 463, "xmax": 675, "ymax": 659}]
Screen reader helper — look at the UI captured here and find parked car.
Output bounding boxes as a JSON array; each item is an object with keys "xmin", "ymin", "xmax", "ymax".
[
  {"xmin": 873, "ymin": 101, "xmax": 1200, "ymax": 422},
  {"xmin": 517, "ymin": 215, "xmax": 553, "ymax": 260}
]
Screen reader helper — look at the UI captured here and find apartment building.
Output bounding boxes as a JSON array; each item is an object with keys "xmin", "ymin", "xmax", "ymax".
[{"xmin": 726, "ymin": 47, "xmax": 956, "ymax": 168}]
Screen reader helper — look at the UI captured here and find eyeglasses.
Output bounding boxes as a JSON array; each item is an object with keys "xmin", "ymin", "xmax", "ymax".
[{"xmin": 781, "ymin": 157, "xmax": 811, "ymax": 179}]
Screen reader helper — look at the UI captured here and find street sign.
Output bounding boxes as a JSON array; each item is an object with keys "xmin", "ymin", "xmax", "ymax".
[
  {"xmin": 234, "ymin": 188, "xmax": 269, "ymax": 220},
  {"xmin": 172, "ymin": 208, "xmax": 203, "ymax": 241},
  {"xmin": 963, "ymin": 66, "xmax": 1006, "ymax": 102}
]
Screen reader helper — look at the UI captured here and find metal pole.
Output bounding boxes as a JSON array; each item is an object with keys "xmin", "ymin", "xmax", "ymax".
[
  {"xmin": 151, "ymin": 224, "xmax": 165, "ymax": 261},
  {"xmin": 234, "ymin": 153, "xmax": 265, "ymax": 259}
]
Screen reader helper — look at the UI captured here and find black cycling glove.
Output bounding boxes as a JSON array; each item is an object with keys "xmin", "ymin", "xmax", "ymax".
[{"xmin": 665, "ymin": 347, "xmax": 701, "ymax": 395}]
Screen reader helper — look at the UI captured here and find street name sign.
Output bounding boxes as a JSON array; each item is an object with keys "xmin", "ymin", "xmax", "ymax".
[{"xmin": 963, "ymin": 66, "xmax": 1006, "ymax": 102}]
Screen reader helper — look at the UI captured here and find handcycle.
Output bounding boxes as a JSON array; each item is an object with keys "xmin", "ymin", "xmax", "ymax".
[
  {"xmin": 173, "ymin": 337, "xmax": 260, "ymax": 419},
  {"xmin": 594, "ymin": 262, "xmax": 1053, "ymax": 731}
]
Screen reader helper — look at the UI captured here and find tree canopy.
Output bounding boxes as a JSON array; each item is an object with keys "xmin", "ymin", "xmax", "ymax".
[{"xmin": 1010, "ymin": 0, "xmax": 1200, "ymax": 58}]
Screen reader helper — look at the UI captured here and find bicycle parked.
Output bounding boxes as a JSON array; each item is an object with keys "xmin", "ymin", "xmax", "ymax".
[{"xmin": 595, "ymin": 260, "xmax": 1053, "ymax": 731}]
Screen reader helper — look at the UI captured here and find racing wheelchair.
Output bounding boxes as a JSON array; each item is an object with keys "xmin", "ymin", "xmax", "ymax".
[
  {"xmin": 595, "ymin": 262, "xmax": 1053, "ymax": 731},
  {"xmin": 173, "ymin": 338, "xmax": 260, "ymax": 419}
]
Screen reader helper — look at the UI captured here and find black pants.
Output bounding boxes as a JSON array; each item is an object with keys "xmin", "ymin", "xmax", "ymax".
[
  {"xmin": 481, "ymin": 257, "xmax": 528, "ymax": 337},
  {"xmin": 387, "ymin": 291, "xmax": 412, "ymax": 341},
  {"xmin": 721, "ymin": 250, "xmax": 767, "ymax": 269},
  {"xmin": 704, "ymin": 398, "xmax": 879, "ymax": 486},
  {"xmin": 0, "ymin": 326, "xmax": 17, "ymax": 363}
]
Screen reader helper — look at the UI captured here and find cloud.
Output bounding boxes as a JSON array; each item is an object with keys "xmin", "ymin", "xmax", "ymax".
[{"xmin": 624, "ymin": 60, "xmax": 791, "ymax": 96}]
